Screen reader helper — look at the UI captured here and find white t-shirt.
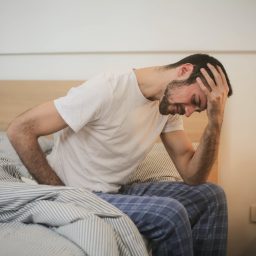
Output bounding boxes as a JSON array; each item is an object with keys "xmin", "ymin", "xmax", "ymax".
[{"xmin": 47, "ymin": 70, "xmax": 183, "ymax": 193}]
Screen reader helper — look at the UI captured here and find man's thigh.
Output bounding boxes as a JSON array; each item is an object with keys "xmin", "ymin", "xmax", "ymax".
[
  {"xmin": 95, "ymin": 191, "xmax": 189, "ymax": 239},
  {"xmin": 120, "ymin": 181, "xmax": 225, "ymax": 206}
]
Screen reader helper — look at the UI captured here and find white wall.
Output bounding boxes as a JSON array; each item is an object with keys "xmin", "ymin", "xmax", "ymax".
[
  {"xmin": 0, "ymin": 0, "xmax": 256, "ymax": 80},
  {"xmin": 0, "ymin": 1, "xmax": 256, "ymax": 255},
  {"xmin": 1, "ymin": 0, "xmax": 256, "ymax": 54},
  {"xmin": 219, "ymin": 54, "xmax": 256, "ymax": 256}
]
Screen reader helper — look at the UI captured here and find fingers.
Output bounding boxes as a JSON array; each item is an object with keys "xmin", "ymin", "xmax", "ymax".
[
  {"xmin": 200, "ymin": 67, "xmax": 215, "ymax": 92},
  {"xmin": 197, "ymin": 64, "xmax": 229, "ymax": 124},
  {"xmin": 199, "ymin": 64, "xmax": 229, "ymax": 95},
  {"xmin": 207, "ymin": 63, "xmax": 222, "ymax": 87},
  {"xmin": 196, "ymin": 77, "xmax": 210, "ymax": 97},
  {"xmin": 217, "ymin": 66, "xmax": 230, "ymax": 94}
]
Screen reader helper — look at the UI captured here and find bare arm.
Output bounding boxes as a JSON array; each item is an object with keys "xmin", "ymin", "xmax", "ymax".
[
  {"xmin": 161, "ymin": 64, "xmax": 229, "ymax": 185},
  {"xmin": 7, "ymin": 101, "xmax": 68, "ymax": 185},
  {"xmin": 161, "ymin": 124, "xmax": 220, "ymax": 185}
]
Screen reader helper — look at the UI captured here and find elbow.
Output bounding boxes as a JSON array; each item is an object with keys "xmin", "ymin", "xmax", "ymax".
[
  {"xmin": 182, "ymin": 174, "xmax": 208, "ymax": 186},
  {"xmin": 7, "ymin": 119, "xmax": 20, "ymax": 144},
  {"xmin": 7, "ymin": 117, "xmax": 35, "ymax": 146},
  {"xmin": 180, "ymin": 164, "xmax": 209, "ymax": 186}
]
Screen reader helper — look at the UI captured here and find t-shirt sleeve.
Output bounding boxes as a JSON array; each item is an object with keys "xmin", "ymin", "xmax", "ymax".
[
  {"xmin": 161, "ymin": 114, "xmax": 184, "ymax": 133},
  {"xmin": 54, "ymin": 73, "xmax": 112, "ymax": 132}
]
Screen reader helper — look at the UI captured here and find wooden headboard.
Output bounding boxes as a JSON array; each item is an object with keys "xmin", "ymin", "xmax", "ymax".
[{"xmin": 0, "ymin": 80, "xmax": 217, "ymax": 182}]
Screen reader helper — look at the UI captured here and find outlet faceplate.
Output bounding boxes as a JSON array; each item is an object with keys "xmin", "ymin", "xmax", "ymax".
[{"xmin": 250, "ymin": 204, "xmax": 256, "ymax": 223}]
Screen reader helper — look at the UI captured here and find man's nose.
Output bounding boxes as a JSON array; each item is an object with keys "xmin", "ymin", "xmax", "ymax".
[{"xmin": 184, "ymin": 105, "xmax": 196, "ymax": 117}]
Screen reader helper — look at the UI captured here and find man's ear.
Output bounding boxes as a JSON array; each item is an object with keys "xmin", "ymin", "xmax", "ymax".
[{"xmin": 177, "ymin": 63, "xmax": 194, "ymax": 79}]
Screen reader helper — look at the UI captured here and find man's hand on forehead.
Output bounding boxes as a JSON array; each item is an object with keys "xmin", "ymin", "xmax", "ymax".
[
  {"xmin": 195, "ymin": 64, "xmax": 229, "ymax": 125},
  {"xmin": 196, "ymin": 63, "xmax": 229, "ymax": 98}
]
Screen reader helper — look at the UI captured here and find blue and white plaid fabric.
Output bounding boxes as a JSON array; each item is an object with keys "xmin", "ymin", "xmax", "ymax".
[
  {"xmin": 96, "ymin": 181, "xmax": 228, "ymax": 256},
  {"xmin": 0, "ymin": 131, "xmax": 227, "ymax": 256}
]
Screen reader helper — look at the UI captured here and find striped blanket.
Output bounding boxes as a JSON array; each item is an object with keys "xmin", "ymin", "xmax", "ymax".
[{"xmin": 0, "ymin": 155, "xmax": 149, "ymax": 256}]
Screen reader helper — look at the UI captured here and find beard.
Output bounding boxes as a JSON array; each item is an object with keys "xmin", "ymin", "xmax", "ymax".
[
  {"xmin": 159, "ymin": 92, "xmax": 170, "ymax": 115},
  {"xmin": 159, "ymin": 80, "xmax": 187, "ymax": 115}
]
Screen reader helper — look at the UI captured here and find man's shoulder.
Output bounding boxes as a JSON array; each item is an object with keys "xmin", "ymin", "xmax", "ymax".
[{"xmin": 102, "ymin": 69, "xmax": 134, "ymax": 80}]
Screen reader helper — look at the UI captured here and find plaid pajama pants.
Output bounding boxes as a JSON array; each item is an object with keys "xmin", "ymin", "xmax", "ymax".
[{"xmin": 96, "ymin": 182, "xmax": 227, "ymax": 256}]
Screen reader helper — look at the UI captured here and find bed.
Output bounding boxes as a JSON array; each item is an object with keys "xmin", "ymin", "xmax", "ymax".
[{"xmin": 0, "ymin": 80, "xmax": 218, "ymax": 255}]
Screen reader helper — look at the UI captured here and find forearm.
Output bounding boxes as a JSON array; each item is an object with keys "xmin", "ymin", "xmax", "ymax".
[
  {"xmin": 185, "ymin": 122, "xmax": 221, "ymax": 184},
  {"xmin": 186, "ymin": 63, "xmax": 229, "ymax": 184},
  {"xmin": 7, "ymin": 130, "xmax": 64, "ymax": 186}
]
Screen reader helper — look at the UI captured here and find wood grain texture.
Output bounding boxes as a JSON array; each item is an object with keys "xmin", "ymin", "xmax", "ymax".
[
  {"xmin": 0, "ymin": 80, "xmax": 83, "ymax": 130},
  {"xmin": 0, "ymin": 80, "xmax": 218, "ymax": 183}
]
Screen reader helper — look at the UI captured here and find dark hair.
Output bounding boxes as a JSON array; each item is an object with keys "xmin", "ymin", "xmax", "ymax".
[{"xmin": 165, "ymin": 53, "xmax": 233, "ymax": 97}]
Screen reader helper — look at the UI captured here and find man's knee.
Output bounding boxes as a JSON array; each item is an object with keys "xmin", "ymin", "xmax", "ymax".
[
  {"xmin": 146, "ymin": 197, "xmax": 190, "ymax": 239},
  {"xmin": 139, "ymin": 197, "xmax": 192, "ymax": 255},
  {"xmin": 197, "ymin": 182, "xmax": 227, "ymax": 206}
]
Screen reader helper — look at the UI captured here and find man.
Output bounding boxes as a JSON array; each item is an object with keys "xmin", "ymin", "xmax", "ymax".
[{"xmin": 7, "ymin": 53, "xmax": 233, "ymax": 255}]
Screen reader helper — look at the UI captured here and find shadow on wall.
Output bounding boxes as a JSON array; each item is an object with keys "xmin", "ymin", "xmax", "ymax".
[
  {"xmin": 228, "ymin": 236, "xmax": 256, "ymax": 256},
  {"xmin": 239, "ymin": 237, "xmax": 256, "ymax": 256}
]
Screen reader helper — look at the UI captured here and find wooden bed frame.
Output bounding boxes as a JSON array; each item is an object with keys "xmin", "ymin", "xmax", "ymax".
[{"xmin": 0, "ymin": 80, "xmax": 218, "ymax": 183}]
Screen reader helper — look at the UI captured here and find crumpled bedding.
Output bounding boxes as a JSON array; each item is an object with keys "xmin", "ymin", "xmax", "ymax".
[{"xmin": 0, "ymin": 132, "xmax": 149, "ymax": 256}]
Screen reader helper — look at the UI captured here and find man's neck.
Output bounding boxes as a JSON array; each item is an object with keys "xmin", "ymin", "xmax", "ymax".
[{"xmin": 134, "ymin": 66, "xmax": 176, "ymax": 101}]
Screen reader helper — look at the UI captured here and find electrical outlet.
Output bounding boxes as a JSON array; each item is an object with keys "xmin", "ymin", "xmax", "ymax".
[{"xmin": 250, "ymin": 204, "xmax": 256, "ymax": 223}]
